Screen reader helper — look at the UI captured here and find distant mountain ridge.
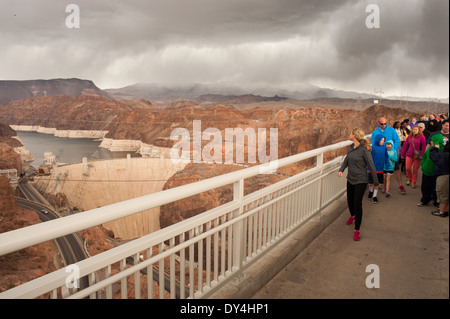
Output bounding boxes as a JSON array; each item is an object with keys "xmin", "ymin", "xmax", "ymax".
[
  {"xmin": 386, "ymin": 96, "xmax": 449, "ymax": 104},
  {"xmin": 1, "ymin": 78, "xmax": 448, "ymax": 108},
  {"xmin": 104, "ymin": 82, "xmax": 381, "ymax": 103},
  {"xmin": 0, "ymin": 78, "xmax": 110, "ymax": 105}
]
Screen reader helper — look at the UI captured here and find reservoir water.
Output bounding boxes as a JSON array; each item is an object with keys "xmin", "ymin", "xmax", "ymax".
[{"xmin": 16, "ymin": 131, "xmax": 141, "ymax": 166}]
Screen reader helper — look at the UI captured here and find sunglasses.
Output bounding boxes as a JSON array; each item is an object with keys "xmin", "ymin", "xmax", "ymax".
[{"xmin": 379, "ymin": 122, "xmax": 387, "ymax": 125}]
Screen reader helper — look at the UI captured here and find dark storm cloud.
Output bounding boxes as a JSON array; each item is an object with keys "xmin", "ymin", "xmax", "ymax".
[
  {"xmin": 0, "ymin": 0, "xmax": 448, "ymax": 97},
  {"xmin": 332, "ymin": 1, "xmax": 449, "ymax": 80}
]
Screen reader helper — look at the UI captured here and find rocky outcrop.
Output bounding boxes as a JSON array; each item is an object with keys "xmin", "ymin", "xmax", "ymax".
[
  {"xmin": 0, "ymin": 176, "xmax": 58, "ymax": 295},
  {"xmin": 0, "ymin": 142, "xmax": 22, "ymax": 173},
  {"xmin": 0, "ymin": 176, "xmax": 16, "ymax": 212},
  {"xmin": 0, "ymin": 78, "xmax": 110, "ymax": 106},
  {"xmin": 0, "ymin": 123, "xmax": 23, "ymax": 172},
  {"xmin": 0, "ymin": 122, "xmax": 22, "ymax": 148}
]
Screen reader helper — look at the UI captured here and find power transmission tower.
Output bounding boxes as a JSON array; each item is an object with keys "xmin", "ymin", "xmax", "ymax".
[
  {"xmin": 374, "ymin": 88, "xmax": 384, "ymax": 104},
  {"xmin": 356, "ymin": 96, "xmax": 362, "ymax": 112},
  {"xmin": 403, "ymin": 95, "xmax": 410, "ymax": 111}
]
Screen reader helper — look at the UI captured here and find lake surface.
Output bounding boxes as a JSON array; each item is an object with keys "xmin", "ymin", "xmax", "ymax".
[{"xmin": 16, "ymin": 131, "xmax": 140, "ymax": 166}]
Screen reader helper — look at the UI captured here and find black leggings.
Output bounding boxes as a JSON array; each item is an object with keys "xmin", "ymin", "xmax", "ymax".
[{"xmin": 346, "ymin": 181, "xmax": 367, "ymax": 230}]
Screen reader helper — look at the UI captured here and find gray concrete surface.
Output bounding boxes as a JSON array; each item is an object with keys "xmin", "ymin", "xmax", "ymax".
[{"xmin": 252, "ymin": 180, "xmax": 449, "ymax": 299}]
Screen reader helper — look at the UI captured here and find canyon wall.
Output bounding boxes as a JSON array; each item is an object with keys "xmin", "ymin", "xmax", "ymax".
[
  {"xmin": 0, "ymin": 176, "xmax": 58, "ymax": 294},
  {"xmin": 99, "ymin": 138, "xmax": 173, "ymax": 158},
  {"xmin": 10, "ymin": 125, "xmax": 108, "ymax": 139},
  {"xmin": 35, "ymin": 157, "xmax": 187, "ymax": 239}
]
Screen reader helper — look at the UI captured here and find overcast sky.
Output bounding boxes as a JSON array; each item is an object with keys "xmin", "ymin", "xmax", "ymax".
[{"xmin": 0, "ymin": 0, "xmax": 448, "ymax": 98}]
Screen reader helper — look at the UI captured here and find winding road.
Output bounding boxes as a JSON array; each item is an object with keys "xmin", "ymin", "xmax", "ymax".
[{"xmin": 17, "ymin": 180, "xmax": 90, "ymax": 291}]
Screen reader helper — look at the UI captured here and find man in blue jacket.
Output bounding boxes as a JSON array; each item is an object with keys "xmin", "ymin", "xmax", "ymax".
[
  {"xmin": 371, "ymin": 117, "xmax": 400, "ymax": 151},
  {"xmin": 371, "ymin": 117, "xmax": 404, "ymax": 194}
]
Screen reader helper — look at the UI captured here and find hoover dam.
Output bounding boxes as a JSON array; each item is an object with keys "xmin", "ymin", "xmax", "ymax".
[{"xmin": 35, "ymin": 155, "xmax": 187, "ymax": 240}]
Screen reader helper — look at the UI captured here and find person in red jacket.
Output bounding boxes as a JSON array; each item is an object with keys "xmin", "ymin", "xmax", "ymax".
[{"xmin": 401, "ymin": 125, "xmax": 426, "ymax": 188}]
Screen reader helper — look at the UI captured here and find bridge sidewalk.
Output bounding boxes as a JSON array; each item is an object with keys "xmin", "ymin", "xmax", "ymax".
[{"xmin": 252, "ymin": 179, "xmax": 449, "ymax": 299}]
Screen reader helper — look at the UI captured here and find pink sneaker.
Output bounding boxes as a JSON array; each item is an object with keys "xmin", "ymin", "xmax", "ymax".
[
  {"xmin": 353, "ymin": 230, "xmax": 361, "ymax": 241},
  {"xmin": 346, "ymin": 216, "xmax": 355, "ymax": 225}
]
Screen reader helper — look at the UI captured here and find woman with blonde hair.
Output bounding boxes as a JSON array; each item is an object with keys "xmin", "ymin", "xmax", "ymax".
[
  {"xmin": 338, "ymin": 128, "xmax": 379, "ymax": 241},
  {"xmin": 401, "ymin": 125, "xmax": 426, "ymax": 188}
]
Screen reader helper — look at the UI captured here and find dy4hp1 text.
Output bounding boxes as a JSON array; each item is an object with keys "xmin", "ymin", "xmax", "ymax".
[{"xmin": 180, "ymin": 303, "xmax": 269, "ymax": 316}]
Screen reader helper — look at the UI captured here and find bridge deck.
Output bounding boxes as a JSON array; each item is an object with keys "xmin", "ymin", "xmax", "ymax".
[{"xmin": 252, "ymin": 176, "xmax": 449, "ymax": 299}]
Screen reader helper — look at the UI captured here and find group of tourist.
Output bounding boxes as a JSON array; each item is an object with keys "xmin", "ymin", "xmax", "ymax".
[{"xmin": 338, "ymin": 112, "xmax": 449, "ymax": 241}]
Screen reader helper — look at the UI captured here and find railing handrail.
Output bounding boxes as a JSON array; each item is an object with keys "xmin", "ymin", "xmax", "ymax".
[{"xmin": 0, "ymin": 139, "xmax": 354, "ymax": 257}]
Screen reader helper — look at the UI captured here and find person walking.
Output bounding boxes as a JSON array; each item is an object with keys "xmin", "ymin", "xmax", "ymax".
[
  {"xmin": 428, "ymin": 114, "xmax": 439, "ymax": 133},
  {"xmin": 410, "ymin": 117, "xmax": 418, "ymax": 128},
  {"xmin": 372, "ymin": 117, "xmax": 404, "ymax": 194},
  {"xmin": 429, "ymin": 142, "xmax": 449, "ymax": 217},
  {"xmin": 399, "ymin": 121, "xmax": 410, "ymax": 175},
  {"xmin": 368, "ymin": 134, "xmax": 387, "ymax": 203},
  {"xmin": 338, "ymin": 128, "xmax": 379, "ymax": 241},
  {"xmin": 384, "ymin": 140, "xmax": 397, "ymax": 197},
  {"xmin": 401, "ymin": 125, "xmax": 426, "ymax": 188},
  {"xmin": 393, "ymin": 121, "xmax": 407, "ymax": 195},
  {"xmin": 418, "ymin": 134, "xmax": 444, "ymax": 208},
  {"xmin": 418, "ymin": 122, "xmax": 430, "ymax": 140},
  {"xmin": 427, "ymin": 120, "xmax": 449, "ymax": 149},
  {"xmin": 418, "ymin": 116, "xmax": 429, "ymax": 130}
]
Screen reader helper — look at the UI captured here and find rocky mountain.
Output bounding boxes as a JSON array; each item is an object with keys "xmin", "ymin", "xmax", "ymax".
[
  {"xmin": 0, "ymin": 78, "xmax": 111, "ymax": 106},
  {"xmin": 386, "ymin": 96, "xmax": 449, "ymax": 104},
  {"xmin": 104, "ymin": 82, "xmax": 450, "ymax": 112},
  {"xmin": 0, "ymin": 123, "xmax": 22, "ymax": 172}
]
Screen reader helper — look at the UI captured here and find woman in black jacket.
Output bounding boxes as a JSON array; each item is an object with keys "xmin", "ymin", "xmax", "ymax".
[{"xmin": 338, "ymin": 128, "xmax": 379, "ymax": 241}]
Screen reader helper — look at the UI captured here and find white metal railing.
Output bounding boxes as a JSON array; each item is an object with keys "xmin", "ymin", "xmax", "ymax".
[{"xmin": 0, "ymin": 139, "xmax": 353, "ymax": 299}]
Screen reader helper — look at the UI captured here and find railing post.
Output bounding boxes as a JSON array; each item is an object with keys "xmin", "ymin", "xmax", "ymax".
[
  {"xmin": 316, "ymin": 153, "xmax": 323, "ymax": 168},
  {"xmin": 232, "ymin": 179, "xmax": 244, "ymax": 270},
  {"xmin": 317, "ymin": 153, "xmax": 324, "ymax": 211}
]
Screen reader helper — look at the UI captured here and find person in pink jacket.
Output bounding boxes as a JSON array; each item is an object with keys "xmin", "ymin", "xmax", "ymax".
[{"xmin": 401, "ymin": 125, "xmax": 426, "ymax": 188}]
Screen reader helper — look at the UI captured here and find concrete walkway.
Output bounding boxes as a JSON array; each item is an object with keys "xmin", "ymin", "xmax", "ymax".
[{"xmin": 252, "ymin": 177, "xmax": 449, "ymax": 299}]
